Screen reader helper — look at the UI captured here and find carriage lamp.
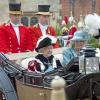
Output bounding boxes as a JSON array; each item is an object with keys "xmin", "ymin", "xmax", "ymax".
[{"xmin": 79, "ymin": 45, "xmax": 99, "ymax": 74}]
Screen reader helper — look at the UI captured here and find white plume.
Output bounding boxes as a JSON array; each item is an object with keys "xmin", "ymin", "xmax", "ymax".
[
  {"xmin": 85, "ymin": 14, "xmax": 95, "ymax": 28},
  {"xmin": 62, "ymin": 20, "xmax": 66, "ymax": 25},
  {"xmin": 84, "ymin": 13, "xmax": 100, "ymax": 36},
  {"xmin": 93, "ymin": 13, "xmax": 100, "ymax": 29},
  {"xmin": 69, "ymin": 16, "xmax": 74, "ymax": 23}
]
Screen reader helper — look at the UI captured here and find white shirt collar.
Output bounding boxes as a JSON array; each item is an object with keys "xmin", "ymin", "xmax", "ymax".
[
  {"xmin": 39, "ymin": 23, "xmax": 48, "ymax": 35},
  {"xmin": 39, "ymin": 23, "xmax": 48, "ymax": 27},
  {"xmin": 11, "ymin": 22, "xmax": 20, "ymax": 27},
  {"xmin": 11, "ymin": 22, "xmax": 20, "ymax": 44}
]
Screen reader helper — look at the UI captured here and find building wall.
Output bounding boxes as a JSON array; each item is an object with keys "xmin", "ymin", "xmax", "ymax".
[
  {"xmin": 0, "ymin": 0, "xmax": 99, "ymax": 24},
  {"xmin": 60, "ymin": 0, "xmax": 70, "ymax": 18},
  {"xmin": 21, "ymin": 0, "xmax": 60, "ymax": 26},
  {"xmin": 0, "ymin": 0, "xmax": 9, "ymax": 23},
  {"xmin": 60, "ymin": 0, "xmax": 100, "ymax": 21},
  {"xmin": 74, "ymin": 0, "xmax": 92, "ymax": 19},
  {"xmin": 96, "ymin": 0, "xmax": 100, "ymax": 13}
]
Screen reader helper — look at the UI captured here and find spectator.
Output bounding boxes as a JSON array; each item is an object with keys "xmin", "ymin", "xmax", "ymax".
[
  {"xmin": 60, "ymin": 16, "xmax": 69, "ymax": 36},
  {"xmin": 66, "ymin": 20, "xmax": 77, "ymax": 45}
]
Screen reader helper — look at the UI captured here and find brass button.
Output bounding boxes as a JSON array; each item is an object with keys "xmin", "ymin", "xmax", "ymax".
[
  {"xmin": 10, "ymin": 49, "xmax": 12, "ymax": 51},
  {"xmin": 18, "ymin": 51, "xmax": 20, "ymax": 53},
  {"xmin": 9, "ymin": 37, "xmax": 11, "ymax": 40},
  {"xmin": 9, "ymin": 45, "xmax": 12, "ymax": 47},
  {"xmin": 39, "ymin": 92, "xmax": 45, "ymax": 96}
]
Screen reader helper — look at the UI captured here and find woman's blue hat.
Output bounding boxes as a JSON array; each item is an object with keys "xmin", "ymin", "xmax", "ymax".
[{"xmin": 71, "ymin": 30, "xmax": 90, "ymax": 41}]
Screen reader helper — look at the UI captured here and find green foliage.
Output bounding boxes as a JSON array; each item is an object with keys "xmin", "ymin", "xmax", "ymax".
[
  {"xmin": 55, "ymin": 20, "xmax": 78, "ymax": 36},
  {"xmin": 88, "ymin": 37, "xmax": 100, "ymax": 48},
  {"xmin": 66, "ymin": 23, "xmax": 72, "ymax": 29},
  {"xmin": 55, "ymin": 25, "xmax": 61, "ymax": 36}
]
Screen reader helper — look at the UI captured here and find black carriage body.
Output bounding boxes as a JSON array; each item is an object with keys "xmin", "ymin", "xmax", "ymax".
[{"xmin": 0, "ymin": 53, "xmax": 100, "ymax": 100}]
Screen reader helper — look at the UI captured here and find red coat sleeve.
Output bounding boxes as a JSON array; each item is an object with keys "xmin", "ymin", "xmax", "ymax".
[
  {"xmin": 27, "ymin": 30, "xmax": 34, "ymax": 51},
  {"xmin": 49, "ymin": 27, "xmax": 59, "ymax": 48},
  {"xmin": 28, "ymin": 26, "xmax": 38, "ymax": 49},
  {"xmin": 68, "ymin": 26, "xmax": 77, "ymax": 37},
  {"xmin": 0, "ymin": 29, "xmax": 9, "ymax": 53},
  {"xmin": 67, "ymin": 26, "xmax": 77, "ymax": 45},
  {"xmin": 48, "ymin": 27, "xmax": 57, "ymax": 36}
]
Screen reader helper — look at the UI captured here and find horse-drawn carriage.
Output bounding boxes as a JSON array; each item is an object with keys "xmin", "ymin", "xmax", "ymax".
[{"xmin": 0, "ymin": 48, "xmax": 100, "ymax": 100}]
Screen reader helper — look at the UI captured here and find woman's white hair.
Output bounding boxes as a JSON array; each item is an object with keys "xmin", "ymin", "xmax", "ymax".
[
  {"xmin": 38, "ymin": 48, "xmax": 44, "ymax": 54},
  {"xmin": 36, "ymin": 35, "xmax": 57, "ymax": 47}
]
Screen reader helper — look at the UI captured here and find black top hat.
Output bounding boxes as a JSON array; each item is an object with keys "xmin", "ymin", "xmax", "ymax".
[
  {"xmin": 36, "ymin": 5, "xmax": 51, "ymax": 15},
  {"xmin": 35, "ymin": 37, "xmax": 53, "ymax": 52},
  {"xmin": 9, "ymin": 3, "xmax": 22, "ymax": 14}
]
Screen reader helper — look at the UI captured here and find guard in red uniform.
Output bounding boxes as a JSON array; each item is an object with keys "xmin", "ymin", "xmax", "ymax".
[
  {"xmin": 66, "ymin": 21, "xmax": 77, "ymax": 45},
  {"xmin": 0, "ymin": 3, "xmax": 33, "ymax": 53},
  {"xmin": 28, "ymin": 5, "xmax": 59, "ymax": 49}
]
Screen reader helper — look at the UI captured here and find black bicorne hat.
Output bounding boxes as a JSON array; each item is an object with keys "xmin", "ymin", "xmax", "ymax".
[
  {"xmin": 9, "ymin": 3, "xmax": 22, "ymax": 14},
  {"xmin": 35, "ymin": 37, "xmax": 53, "ymax": 52},
  {"xmin": 36, "ymin": 5, "xmax": 51, "ymax": 16}
]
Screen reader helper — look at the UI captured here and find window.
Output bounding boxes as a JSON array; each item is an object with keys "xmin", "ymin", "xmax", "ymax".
[
  {"xmin": 21, "ymin": 17, "xmax": 29, "ymax": 26},
  {"xmin": 30, "ymin": 17, "xmax": 38, "ymax": 25}
]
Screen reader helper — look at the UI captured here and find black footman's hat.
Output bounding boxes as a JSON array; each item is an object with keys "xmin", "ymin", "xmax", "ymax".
[
  {"xmin": 9, "ymin": 3, "xmax": 22, "ymax": 14},
  {"xmin": 36, "ymin": 5, "xmax": 51, "ymax": 16}
]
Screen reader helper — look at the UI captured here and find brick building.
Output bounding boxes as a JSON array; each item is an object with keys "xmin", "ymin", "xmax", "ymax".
[
  {"xmin": 0, "ymin": 0, "xmax": 99, "ymax": 25},
  {"xmin": 60, "ymin": 0, "xmax": 100, "ymax": 20}
]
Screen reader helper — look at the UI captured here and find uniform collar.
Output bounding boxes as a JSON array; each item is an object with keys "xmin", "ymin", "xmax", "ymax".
[
  {"xmin": 10, "ymin": 21, "xmax": 20, "ymax": 27},
  {"xmin": 39, "ymin": 23, "xmax": 48, "ymax": 28}
]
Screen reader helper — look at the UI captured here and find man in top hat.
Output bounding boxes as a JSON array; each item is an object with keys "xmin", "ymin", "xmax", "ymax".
[
  {"xmin": 0, "ymin": 2, "xmax": 33, "ymax": 53},
  {"xmin": 28, "ymin": 5, "xmax": 59, "ymax": 49}
]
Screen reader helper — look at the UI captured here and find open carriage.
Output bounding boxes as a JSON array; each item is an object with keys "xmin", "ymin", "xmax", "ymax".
[{"xmin": 0, "ymin": 48, "xmax": 100, "ymax": 100}]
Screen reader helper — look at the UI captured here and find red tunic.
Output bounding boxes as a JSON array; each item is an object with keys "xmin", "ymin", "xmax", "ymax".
[
  {"xmin": 66, "ymin": 24, "xmax": 77, "ymax": 45},
  {"xmin": 0, "ymin": 23, "xmax": 33, "ymax": 53},
  {"xmin": 28, "ymin": 24, "xmax": 59, "ymax": 49}
]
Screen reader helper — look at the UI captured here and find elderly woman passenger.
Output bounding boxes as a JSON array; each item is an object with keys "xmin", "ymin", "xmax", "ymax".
[{"xmin": 27, "ymin": 35, "xmax": 62, "ymax": 73}]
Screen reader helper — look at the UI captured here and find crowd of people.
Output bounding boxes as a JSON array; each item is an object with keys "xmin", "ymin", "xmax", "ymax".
[{"xmin": 0, "ymin": 2, "xmax": 100, "ymax": 73}]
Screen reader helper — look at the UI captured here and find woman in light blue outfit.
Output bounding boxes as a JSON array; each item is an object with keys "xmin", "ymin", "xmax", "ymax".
[{"xmin": 63, "ymin": 30, "xmax": 91, "ymax": 66}]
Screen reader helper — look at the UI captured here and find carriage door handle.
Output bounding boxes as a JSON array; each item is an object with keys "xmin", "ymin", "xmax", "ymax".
[{"xmin": 39, "ymin": 92, "xmax": 45, "ymax": 96}]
